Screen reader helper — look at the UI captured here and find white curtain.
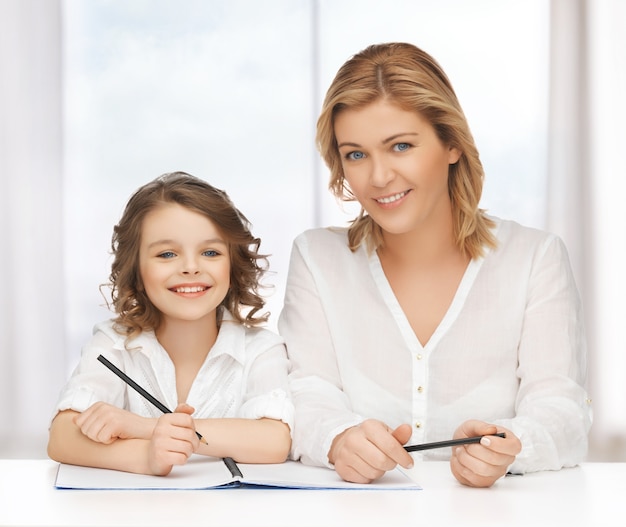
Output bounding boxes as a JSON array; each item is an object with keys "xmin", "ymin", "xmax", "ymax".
[
  {"xmin": 584, "ymin": 0, "xmax": 626, "ymax": 456},
  {"xmin": 0, "ymin": 0, "xmax": 66, "ymax": 453},
  {"xmin": 547, "ymin": 0, "xmax": 626, "ymax": 460}
]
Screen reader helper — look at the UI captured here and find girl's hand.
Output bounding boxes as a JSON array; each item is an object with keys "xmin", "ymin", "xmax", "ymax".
[
  {"xmin": 74, "ymin": 402, "xmax": 155, "ymax": 444},
  {"xmin": 328, "ymin": 419, "xmax": 414, "ymax": 484},
  {"xmin": 147, "ymin": 403, "xmax": 200, "ymax": 476},
  {"xmin": 450, "ymin": 419, "xmax": 521, "ymax": 487}
]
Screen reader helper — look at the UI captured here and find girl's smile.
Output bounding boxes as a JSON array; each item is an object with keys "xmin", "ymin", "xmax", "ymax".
[{"xmin": 169, "ymin": 283, "xmax": 211, "ymax": 295}]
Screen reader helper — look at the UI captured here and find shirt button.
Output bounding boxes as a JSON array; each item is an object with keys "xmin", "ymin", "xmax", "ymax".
[
  {"xmin": 416, "ymin": 354, "xmax": 423, "ymax": 360},
  {"xmin": 415, "ymin": 421, "xmax": 422, "ymax": 429},
  {"xmin": 417, "ymin": 386, "xmax": 424, "ymax": 393}
]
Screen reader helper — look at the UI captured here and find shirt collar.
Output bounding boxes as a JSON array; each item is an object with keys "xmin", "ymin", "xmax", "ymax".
[
  {"xmin": 209, "ymin": 309, "xmax": 248, "ymax": 365},
  {"xmin": 114, "ymin": 309, "xmax": 247, "ymax": 365}
]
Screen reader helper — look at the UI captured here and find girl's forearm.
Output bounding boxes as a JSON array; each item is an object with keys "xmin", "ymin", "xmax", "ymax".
[
  {"xmin": 194, "ymin": 417, "xmax": 291, "ymax": 463},
  {"xmin": 48, "ymin": 410, "xmax": 152, "ymax": 474},
  {"xmin": 49, "ymin": 412, "xmax": 292, "ymax": 471}
]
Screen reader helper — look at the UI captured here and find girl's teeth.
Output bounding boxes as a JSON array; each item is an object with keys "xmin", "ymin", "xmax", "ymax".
[{"xmin": 175, "ymin": 286, "xmax": 205, "ymax": 293}]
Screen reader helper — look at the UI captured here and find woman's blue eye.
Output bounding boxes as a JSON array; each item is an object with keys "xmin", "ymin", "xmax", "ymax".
[
  {"xmin": 203, "ymin": 249, "xmax": 220, "ymax": 257},
  {"xmin": 157, "ymin": 251, "xmax": 176, "ymax": 259},
  {"xmin": 394, "ymin": 142, "xmax": 411, "ymax": 152},
  {"xmin": 347, "ymin": 151, "xmax": 365, "ymax": 161}
]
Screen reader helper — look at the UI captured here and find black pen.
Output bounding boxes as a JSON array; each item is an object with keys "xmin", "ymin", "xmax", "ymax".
[
  {"xmin": 404, "ymin": 432, "xmax": 506, "ymax": 452},
  {"xmin": 97, "ymin": 354, "xmax": 209, "ymax": 445}
]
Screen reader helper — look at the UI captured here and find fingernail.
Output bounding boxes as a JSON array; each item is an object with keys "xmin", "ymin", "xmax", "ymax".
[{"xmin": 480, "ymin": 437, "xmax": 491, "ymax": 447}]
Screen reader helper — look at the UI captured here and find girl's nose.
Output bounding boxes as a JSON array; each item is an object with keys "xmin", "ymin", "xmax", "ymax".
[{"xmin": 181, "ymin": 256, "xmax": 200, "ymax": 275}]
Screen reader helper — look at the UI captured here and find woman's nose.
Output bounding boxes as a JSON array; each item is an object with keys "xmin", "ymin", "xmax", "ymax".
[{"xmin": 369, "ymin": 156, "xmax": 394, "ymax": 187}]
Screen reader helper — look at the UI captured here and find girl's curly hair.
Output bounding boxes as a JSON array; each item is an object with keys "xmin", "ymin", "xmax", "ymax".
[{"xmin": 107, "ymin": 171, "xmax": 269, "ymax": 341}]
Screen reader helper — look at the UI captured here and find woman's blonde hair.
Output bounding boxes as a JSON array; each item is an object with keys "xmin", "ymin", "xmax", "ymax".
[
  {"xmin": 107, "ymin": 171, "xmax": 269, "ymax": 341},
  {"xmin": 316, "ymin": 42, "xmax": 495, "ymax": 257}
]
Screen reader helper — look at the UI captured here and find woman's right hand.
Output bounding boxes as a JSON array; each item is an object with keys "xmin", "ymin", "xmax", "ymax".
[{"xmin": 328, "ymin": 419, "xmax": 414, "ymax": 483}]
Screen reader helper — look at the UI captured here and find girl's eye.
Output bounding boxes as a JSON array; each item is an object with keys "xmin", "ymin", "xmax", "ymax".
[
  {"xmin": 393, "ymin": 142, "xmax": 411, "ymax": 152},
  {"xmin": 202, "ymin": 249, "xmax": 220, "ymax": 257},
  {"xmin": 346, "ymin": 151, "xmax": 365, "ymax": 161},
  {"xmin": 157, "ymin": 251, "xmax": 176, "ymax": 259}
]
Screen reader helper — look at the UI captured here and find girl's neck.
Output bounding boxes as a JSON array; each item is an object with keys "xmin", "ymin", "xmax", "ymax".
[{"xmin": 155, "ymin": 312, "xmax": 219, "ymax": 364}]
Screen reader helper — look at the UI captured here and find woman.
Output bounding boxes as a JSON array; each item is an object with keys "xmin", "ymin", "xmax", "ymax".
[{"xmin": 278, "ymin": 43, "xmax": 591, "ymax": 487}]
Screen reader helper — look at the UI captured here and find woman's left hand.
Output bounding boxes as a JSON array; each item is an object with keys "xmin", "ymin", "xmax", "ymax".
[{"xmin": 450, "ymin": 419, "xmax": 521, "ymax": 487}]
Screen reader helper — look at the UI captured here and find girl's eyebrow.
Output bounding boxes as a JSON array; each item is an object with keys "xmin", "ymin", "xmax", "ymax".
[
  {"xmin": 146, "ymin": 238, "xmax": 227, "ymax": 249},
  {"xmin": 337, "ymin": 132, "xmax": 419, "ymax": 149}
]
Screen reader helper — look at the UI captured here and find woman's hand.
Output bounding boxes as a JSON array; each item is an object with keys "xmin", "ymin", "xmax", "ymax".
[
  {"xmin": 74, "ymin": 402, "xmax": 155, "ymax": 444},
  {"xmin": 328, "ymin": 419, "xmax": 414, "ymax": 484},
  {"xmin": 147, "ymin": 403, "xmax": 200, "ymax": 476},
  {"xmin": 450, "ymin": 419, "xmax": 521, "ymax": 487}
]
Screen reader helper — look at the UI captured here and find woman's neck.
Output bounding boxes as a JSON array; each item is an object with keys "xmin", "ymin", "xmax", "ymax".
[{"xmin": 378, "ymin": 211, "xmax": 460, "ymax": 267}]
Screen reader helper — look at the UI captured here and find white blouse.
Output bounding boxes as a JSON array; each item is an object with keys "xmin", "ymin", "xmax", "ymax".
[
  {"xmin": 278, "ymin": 218, "xmax": 592, "ymax": 473},
  {"xmin": 53, "ymin": 311, "xmax": 294, "ymax": 431}
]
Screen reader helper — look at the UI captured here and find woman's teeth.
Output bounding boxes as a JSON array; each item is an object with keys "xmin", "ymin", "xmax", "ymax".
[{"xmin": 376, "ymin": 191, "xmax": 407, "ymax": 204}]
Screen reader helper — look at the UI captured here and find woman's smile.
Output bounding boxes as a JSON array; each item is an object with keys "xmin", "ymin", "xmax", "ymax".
[{"xmin": 374, "ymin": 190, "xmax": 411, "ymax": 207}]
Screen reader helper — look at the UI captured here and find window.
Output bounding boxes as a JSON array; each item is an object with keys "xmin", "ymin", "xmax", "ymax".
[{"xmin": 63, "ymin": 0, "xmax": 549, "ymax": 363}]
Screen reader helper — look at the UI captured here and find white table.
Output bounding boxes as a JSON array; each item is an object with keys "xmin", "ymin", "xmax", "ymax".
[{"xmin": 0, "ymin": 460, "xmax": 624, "ymax": 526}]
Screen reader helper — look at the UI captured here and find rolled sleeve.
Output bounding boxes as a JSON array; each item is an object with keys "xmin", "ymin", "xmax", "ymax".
[
  {"xmin": 50, "ymin": 327, "xmax": 128, "ymax": 423},
  {"xmin": 239, "ymin": 389, "xmax": 295, "ymax": 432},
  {"xmin": 238, "ymin": 328, "xmax": 295, "ymax": 432}
]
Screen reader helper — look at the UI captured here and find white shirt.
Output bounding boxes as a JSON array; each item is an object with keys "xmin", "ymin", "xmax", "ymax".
[
  {"xmin": 53, "ymin": 311, "xmax": 294, "ymax": 431},
  {"xmin": 278, "ymin": 218, "xmax": 592, "ymax": 473}
]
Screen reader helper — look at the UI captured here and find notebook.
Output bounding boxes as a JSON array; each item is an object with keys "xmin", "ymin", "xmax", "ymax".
[{"xmin": 54, "ymin": 456, "xmax": 421, "ymax": 490}]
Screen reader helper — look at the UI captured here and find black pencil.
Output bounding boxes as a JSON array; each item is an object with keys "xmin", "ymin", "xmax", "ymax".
[
  {"xmin": 97, "ymin": 354, "xmax": 208, "ymax": 445},
  {"xmin": 404, "ymin": 432, "xmax": 506, "ymax": 452}
]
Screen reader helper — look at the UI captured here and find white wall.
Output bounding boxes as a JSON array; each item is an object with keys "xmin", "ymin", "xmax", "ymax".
[
  {"xmin": 1, "ymin": 0, "xmax": 623, "ymax": 461},
  {"xmin": 0, "ymin": 0, "xmax": 66, "ymax": 453}
]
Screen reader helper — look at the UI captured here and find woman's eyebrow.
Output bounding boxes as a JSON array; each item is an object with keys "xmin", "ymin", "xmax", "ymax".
[
  {"xmin": 337, "ymin": 132, "xmax": 419, "ymax": 149},
  {"xmin": 381, "ymin": 132, "xmax": 419, "ymax": 145}
]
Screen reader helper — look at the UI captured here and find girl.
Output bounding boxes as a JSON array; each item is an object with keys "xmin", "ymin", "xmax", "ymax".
[
  {"xmin": 48, "ymin": 172, "xmax": 293, "ymax": 476},
  {"xmin": 279, "ymin": 42, "xmax": 592, "ymax": 487}
]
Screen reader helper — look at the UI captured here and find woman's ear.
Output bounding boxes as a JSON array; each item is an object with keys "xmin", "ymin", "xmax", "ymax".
[{"xmin": 448, "ymin": 146, "xmax": 462, "ymax": 165}]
